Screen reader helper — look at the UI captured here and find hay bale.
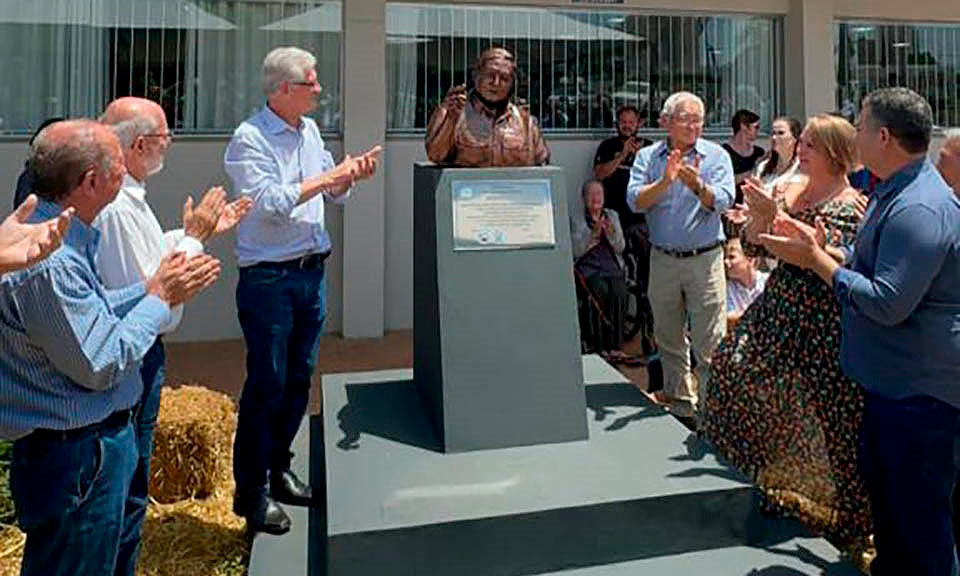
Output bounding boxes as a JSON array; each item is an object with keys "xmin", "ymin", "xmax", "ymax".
[{"xmin": 149, "ymin": 385, "xmax": 236, "ymax": 504}]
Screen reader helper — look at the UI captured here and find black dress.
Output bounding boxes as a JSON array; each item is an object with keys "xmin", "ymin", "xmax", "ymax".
[{"xmin": 723, "ymin": 143, "xmax": 765, "ymax": 204}]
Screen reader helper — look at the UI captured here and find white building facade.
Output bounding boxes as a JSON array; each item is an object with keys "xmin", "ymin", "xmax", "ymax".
[{"xmin": 0, "ymin": 0, "xmax": 957, "ymax": 342}]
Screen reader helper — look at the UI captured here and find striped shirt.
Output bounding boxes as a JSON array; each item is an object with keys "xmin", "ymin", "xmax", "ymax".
[{"xmin": 0, "ymin": 200, "xmax": 171, "ymax": 440}]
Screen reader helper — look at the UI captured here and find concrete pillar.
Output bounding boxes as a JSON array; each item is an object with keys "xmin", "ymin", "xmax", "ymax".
[
  {"xmin": 785, "ymin": 0, "xmax": 837, "ymax": 119},
  {"xmin": 342, "ymin": 0, "xmax": 387, "ymax": 338}
]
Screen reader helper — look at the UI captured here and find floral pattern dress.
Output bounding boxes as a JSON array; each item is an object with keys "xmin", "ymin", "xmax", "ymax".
[{"xmin": 703, "ymin": 197, "xmax": 872, "ymax": 547}]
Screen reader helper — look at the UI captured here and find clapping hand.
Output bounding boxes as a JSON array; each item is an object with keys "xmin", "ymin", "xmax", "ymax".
[
  {"xmin": 663, "ymin": 149, "xmax": 684, "ymax": 184},
  {"xmin": 602, "ymin": 213, "xmax": 615, "ymax": 235},
  {"xmin": 0, "ymin": 195, "xmax": 74, "ymax": 274},
  {"xmin": 184, "ymin": 186, "xmax": 227, "ymax": 242},
  {"xmin": 741, "ymin": 177, "xmax": 777, "ymax": 242},
  {"xmin": 725, "ymin": 203, "xmax": 749, "ymax": 226},
  {"xmin": 742, "ymin": 177, "xmax": 777, "ymax": 221},
  {"xmin": 327, "ymin": 145, "xmax": 384, "ymax": 194},
  {"xmin": 623, "ymin": 137, "xmax": 642, "ymax": 156},
  {"xmin": 852, "ymin": 193, "xmax": 869, "ymax": 220},
  {"xmin": 147, "ymin": 252, "xmax": 221, "ymax": 307},
  {"xmin": 758, "ymin": 212, "xmax": 822, "ymax": 268},
  {"xmin": 677, "ymin": 154, "xmax": 702, "ymax": 192},
  {"xmin": 213, "ymin": 196, "xmax": 254, "ymax": 237},
  {"xmin": 771, "ymin": 212, "xmax": 828, "ymax": 249}
]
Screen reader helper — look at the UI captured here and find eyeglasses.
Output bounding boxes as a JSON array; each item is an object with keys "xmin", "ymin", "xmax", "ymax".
[
  {"xmin": 289, "ymin": 81, "xmax": 323, "ymax": 94},
  {"xmin": 142, "ymin": 132, "xmax": 174, "ymax": 141},
  {"xmin": 672, "ymin": 114, "xmax": 704, "ymax": 126}
]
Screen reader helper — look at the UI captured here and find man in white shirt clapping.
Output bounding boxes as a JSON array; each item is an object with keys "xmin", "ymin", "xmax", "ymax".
[{"xmin": 94, "ymin": 97, "xmax": 252, "ymax": 576}]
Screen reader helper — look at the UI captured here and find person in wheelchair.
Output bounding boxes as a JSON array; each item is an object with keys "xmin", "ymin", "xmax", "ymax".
[{"xmin": 571, "ymin": 180, "xmax": 631, "ymax": 363}]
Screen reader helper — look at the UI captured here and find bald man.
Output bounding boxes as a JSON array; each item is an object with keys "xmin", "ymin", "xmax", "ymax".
[
  {"xmin": 94, "ymin": 97, "xmax": 251, "ymax": 575},
  {"xmin": 937, "ymin": 130, "xmax": 960, "ymax": 195},
  {"xmin": 0, "ymin": 120, "xmax": 220, "ymax": 576}
]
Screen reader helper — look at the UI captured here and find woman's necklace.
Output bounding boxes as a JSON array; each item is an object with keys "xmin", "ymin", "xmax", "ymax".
[{"xmin": 790, "ymin": 179, "xmax": 847, "ymax": 214}]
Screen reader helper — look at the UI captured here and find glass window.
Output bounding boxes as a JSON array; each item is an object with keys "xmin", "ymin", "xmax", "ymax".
[
  {"xmin": 0, "ymin": 0, "xmax": 342, "ymax": 135},
  {"xmin": 835, "ymin": 21, "xmax": 960, "ymax": 128},
  {"xmin": 386, "ymin": 3, "xmax": 783, "ymax": 133}
]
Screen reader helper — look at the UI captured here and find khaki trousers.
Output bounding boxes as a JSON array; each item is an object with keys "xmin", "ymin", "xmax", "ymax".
[{"xmin": 648, "ymin": 246, "xmax": 726, "ymax": 415}]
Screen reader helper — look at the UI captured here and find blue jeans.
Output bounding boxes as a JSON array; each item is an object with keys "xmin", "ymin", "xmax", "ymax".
[
  {"xmin": 10, "ymin": 414, "xmax": 137, "ymax": 576},
  {"xmin": 859, "ymin": 391, "xmax": 960, "ymax": 576},
  {"xmin": 115, "ymin": 338, "xmax": 165, "ymax": 576},
  {"xmin": 233, "ymin": 263, "xmax": 326, "ymax": 505}
]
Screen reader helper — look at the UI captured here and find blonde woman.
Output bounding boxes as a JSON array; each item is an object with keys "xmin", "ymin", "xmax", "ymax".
[{"xmin": 703, "ymin": 114, "xmax": 872, "ymax": 549}]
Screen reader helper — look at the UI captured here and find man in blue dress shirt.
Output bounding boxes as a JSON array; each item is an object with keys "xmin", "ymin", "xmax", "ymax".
[
  {"xmin": 761, "ymin": 88, "xmax": 960, "ymax": 576},
  {"xmin": 627, "ymin": 91, "xmax": 735, "ymax": 419},
  {"xmin": 0, "ymin": 119, "xmax": 220, "ymax": 576},
  {"xmin": 224, "ymin": 46, "xmax": 380, "ymax": 535}
]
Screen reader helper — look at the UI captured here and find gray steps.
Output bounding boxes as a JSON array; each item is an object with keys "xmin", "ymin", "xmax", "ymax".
[{"xmin": 249, "ymin": 356, "xmax": 859, "ymax": 576}]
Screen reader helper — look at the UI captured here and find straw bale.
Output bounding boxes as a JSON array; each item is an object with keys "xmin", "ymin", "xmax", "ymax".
[
  {"xmin": 0, "ymin": 525, "xmax": 24, "ymax": 576},
  {"xmin": 149, "ymin": 385, "xmax": 236, "ymax": 504}
]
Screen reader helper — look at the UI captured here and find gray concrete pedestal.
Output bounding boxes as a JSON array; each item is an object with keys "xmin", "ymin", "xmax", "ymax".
[{"xmin": 413, "ymin": 163, "xmax": 587, "ymax": 452}]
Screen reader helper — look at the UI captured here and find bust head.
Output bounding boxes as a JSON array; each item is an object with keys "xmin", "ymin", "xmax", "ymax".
[{"xmin": 472, "ymin": 48, "xmax": 515, "ymax": 107}]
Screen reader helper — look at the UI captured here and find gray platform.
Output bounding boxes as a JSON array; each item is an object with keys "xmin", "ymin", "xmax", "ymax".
[{"xmin": 248, "ymin": 356, "xmax": 860, "ymax": 576}]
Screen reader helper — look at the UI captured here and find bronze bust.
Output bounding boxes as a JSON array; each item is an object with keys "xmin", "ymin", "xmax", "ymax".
[{"xmin": 425, "ymin": 47, "xmax": 550, "ymax": 167}]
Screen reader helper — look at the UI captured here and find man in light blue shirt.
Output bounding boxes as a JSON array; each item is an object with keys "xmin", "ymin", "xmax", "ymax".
[
  {"xmin": 0, "ymin": 119, "xmax": 220, "ymax": 576},
  {"xmin": 761, "ymin": 88, "xmax": 960, "ymax": 576},
  {"xmin": 224, "ymin": 46, "xmax": 380, "ymax": 535},
  {"xmin": 626, "ymin": 91, "xmax": 735, "ymax": 418}
]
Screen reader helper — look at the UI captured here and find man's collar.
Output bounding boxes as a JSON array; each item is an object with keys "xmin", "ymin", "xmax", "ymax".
[
  {"xmin": 120, "ymin": 173, "xmax": 147, "ymax": 202},
  {"xmin": 468, "ymin": 92, "xmax": 514, "ymax": 122},
  {"xmin": 873, "ymin": 157, "xmax": 927, "ymax": 201},
  {"xmin": 656, "ymin": 138, "xmax": 707, "ymax": 157},
  {"xmin": 34, "ymin": 199, "xmax": 99, "ymax": 250},
  {"xmin": 261, "ymin": 104, "xmax": 302, "ymax": 135}
]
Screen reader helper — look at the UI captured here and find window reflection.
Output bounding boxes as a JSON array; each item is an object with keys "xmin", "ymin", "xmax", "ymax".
[
  {"xmin": 836, "ymin": 21, "xmax": 960, "ymax": 128},
  {"xmin": 0, "ymin": 0, "xmax": 342, "ymax": 134},
  {"xmin": 386, "ymin": 3, "xmax": 783, "ymax": 133}
]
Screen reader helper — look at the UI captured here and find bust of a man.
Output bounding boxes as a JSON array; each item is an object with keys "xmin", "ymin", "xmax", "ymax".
[{"xmin": 425, "ymin": 47, "xmax": 550, "ymax": 167}]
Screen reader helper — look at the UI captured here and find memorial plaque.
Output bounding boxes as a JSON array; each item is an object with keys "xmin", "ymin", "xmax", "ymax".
[{"xmin": 451, "ymin": 179, "xmax": 556, "ymax": 250}]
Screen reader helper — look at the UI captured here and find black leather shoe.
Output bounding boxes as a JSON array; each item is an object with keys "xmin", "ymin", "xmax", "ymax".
[
  {"xmin": 234, "ymin": 495, "xmax": 291, "ymax": 535},
  {"xmin": 270, "ymin": 469, "xmax": 314, "ymax": 507}
]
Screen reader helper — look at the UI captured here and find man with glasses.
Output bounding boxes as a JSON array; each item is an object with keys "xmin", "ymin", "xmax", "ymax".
[
  {"xmin": 626, "ymin": 91, "xmax": 735, "ymax": 420},
  {"xmin": 224, "ymin": 46, "xmax": 380, "ymax": 535},
  {"xmin": 94, "ymin": 96, "xmax": 252, "ymax": 575}
]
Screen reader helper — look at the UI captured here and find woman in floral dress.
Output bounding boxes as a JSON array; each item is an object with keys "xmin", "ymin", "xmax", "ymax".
[{"xmin": 703, "ymin": 114, "xmax": 872, "ymax": 549}]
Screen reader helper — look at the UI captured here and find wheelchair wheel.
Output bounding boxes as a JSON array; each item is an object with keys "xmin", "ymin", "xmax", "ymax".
[{"xmin": 622, "ymin": 280, "xmax": 643, "ymax": 342}]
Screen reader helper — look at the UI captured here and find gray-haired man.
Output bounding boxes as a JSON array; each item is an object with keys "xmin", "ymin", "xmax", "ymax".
[
  {"xmin": 626, "ymin": 91, "xmax": 735, "ymax": 419},
  {"xmin": 224, "ymin": 46, "xmax": 381, "ymax": 534}
]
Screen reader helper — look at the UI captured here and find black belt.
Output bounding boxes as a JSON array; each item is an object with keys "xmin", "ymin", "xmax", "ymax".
[
  {"xmin": 252, "ymin": 251, "xmax": 330, "ymax": 271},
  {"xmin": 27, "ymin": 408, "xmax": 133, "ymax": 443},
  {"xmin": 653, "ymin": 241, "xmax": 722, "ymax": 259}
]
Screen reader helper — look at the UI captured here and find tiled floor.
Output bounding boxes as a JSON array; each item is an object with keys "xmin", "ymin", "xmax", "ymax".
[{"xmin": 165, "ymin": 330, "xmax": 650, "ymax": 412}]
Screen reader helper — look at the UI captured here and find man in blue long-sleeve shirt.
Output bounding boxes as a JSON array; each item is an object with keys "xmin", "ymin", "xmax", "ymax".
[
  {"xmin": 224, "ymin": 46, "xmax": 381, "ymax": 535},
  {"xmin": 626, "ymin": 91, "xmax": 735, "ymax": 418},
  {"xmin": 761, "ymin": 88, "xmax": 960, "ymax": 576},
  {"xmin": 0, "ymin": 119, "xmax": 221, "ymax": 576}
]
